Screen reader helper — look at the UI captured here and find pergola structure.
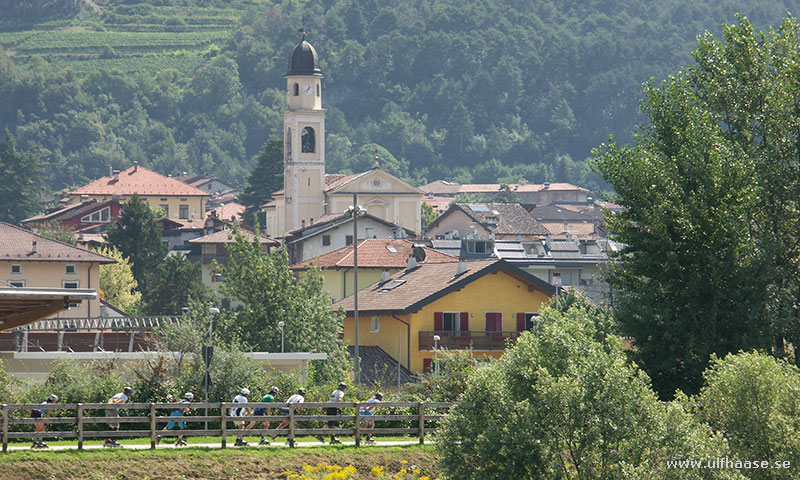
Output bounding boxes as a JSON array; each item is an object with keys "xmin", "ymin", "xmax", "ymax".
[{"xmin": 0, "ymin": 287, "xmax": 96, "ymax": 331}]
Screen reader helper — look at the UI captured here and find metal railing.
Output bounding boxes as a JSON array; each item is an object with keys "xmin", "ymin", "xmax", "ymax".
[
  {"xmin": 1, "ymin": 401, "xmax": 452, "ymax": 450},
  {"xmin": 419, "ymin": 330, "xmax": 521, "ymax": 350},
  {"xmin": 22, "ymin": 316, "xmax": 182, "ymax": 333}
]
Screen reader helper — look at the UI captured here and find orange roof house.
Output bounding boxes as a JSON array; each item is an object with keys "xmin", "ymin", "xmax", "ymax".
[
  {"xmin": 70, "ymin": 164, "xmax": 210, "ymax": 223},
  {"xmin": 292, "ymin": 239, "xmax": 458, "ymax": 302}
]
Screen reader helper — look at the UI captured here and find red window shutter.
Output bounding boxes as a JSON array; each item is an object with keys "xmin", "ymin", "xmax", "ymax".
[
  {"xmin": 486, "ymin": 312, "xmax": 502, "ymax": 331},
  {"xmin": 517, "ymin": 313, "xmax": 526, "ymax": 331},
  {"xmin": 423, "ymin": 358, "xmax": 432, "ymax": 373},
  {"xmin": 434, "ymin": 312, "xmax": 443, "ymax": 331},
  {"xmin": 460, "ymin": 312, "xmax": 469, "ymax": 332}
]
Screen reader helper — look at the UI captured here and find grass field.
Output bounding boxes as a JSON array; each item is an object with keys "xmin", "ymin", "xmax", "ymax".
[
  {"xmin": 0, "ymin": 444, "xmax": 440, "ymax": 480},
  {"xmin": 0, "ymin": 1, "xmax": 252, "ymax": 75}
]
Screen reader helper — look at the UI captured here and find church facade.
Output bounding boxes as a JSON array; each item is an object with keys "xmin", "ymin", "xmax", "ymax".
[{"xmin": 264, "ymin": 35, "xmax": 422, "ymax": 238}]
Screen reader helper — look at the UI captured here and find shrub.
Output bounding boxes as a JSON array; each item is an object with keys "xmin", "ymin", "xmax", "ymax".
[
  {"xmin": 436, "ymin": 305, "xmax": 742, "ymax": 480},
  {"xmin": 698, "ymin": 352, "xmax": 800, "ymax": 479}
]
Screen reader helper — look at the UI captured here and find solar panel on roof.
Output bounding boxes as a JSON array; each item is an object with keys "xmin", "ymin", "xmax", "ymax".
[{"xmin": 468, "ymin": 205, "xmax": 490, "ymax": 211}]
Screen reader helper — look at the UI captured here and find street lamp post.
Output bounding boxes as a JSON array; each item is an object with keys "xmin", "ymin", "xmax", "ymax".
[
  {"xmin": 278, "ymin": 321, "xmax": 285, "ymax": 353},
  {"xmin": 205, "ymin": 307, "xmax": 220, "ymax": 431},
  {"xmin": 433, "ymin": 334, "xmax": 441, "ymax": 377},
  {"xmin": 347, "ymin": 194, "xmax": 366, "ymax": 384}
]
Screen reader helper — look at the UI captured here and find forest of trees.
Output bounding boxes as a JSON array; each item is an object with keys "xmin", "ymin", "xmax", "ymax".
[{"xmin": 0, "ymin": 0, "xmax": 795, "ymax": 197}]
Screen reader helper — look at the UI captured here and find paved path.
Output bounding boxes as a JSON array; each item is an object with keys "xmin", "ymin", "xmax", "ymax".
[{"xmin": 6, "ymin": 439, "xmax": 422, "ymax": 451}]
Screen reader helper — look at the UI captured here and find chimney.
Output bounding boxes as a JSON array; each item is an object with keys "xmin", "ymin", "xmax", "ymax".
[
  {"xmin": 80, "ymin": 194, "xmax": 89, "ymax": 202},
  {"xmin": 455, "ymin": 260, "xmax": 467, "ymax": 276},
  {"xmin": 379, "ymin": 270, "xmax": 391, "ymax": 286},
  {"xmin": 31, "ymin": 241, "xmax": 37, "ymax": 254},
  {"xmin": 112, "ymin": 170, "xmax": 120, "ymax": 182},
  {"xmin": 133, "ymin": 161, "xmax": 138, "ymax": 173},
  {"xmin": 545, "ymin": 234, "xmax": 552, "ymax": 250},
  {"xmin": 412, "ymin": 245, "xmax": 427, "ymax": 263},
  {"xmin": 405, "ymin": 255, "xmax": 418, "ymax": 272}
]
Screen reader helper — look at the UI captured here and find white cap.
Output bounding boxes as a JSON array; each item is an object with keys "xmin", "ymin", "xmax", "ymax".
[
  {"xmin": 240, "ymin": 388, "xmax": 250, "ymax": 395},
  {"xmin": 184, "ymin": 392, "xmax": 194, "ymax": 400}
]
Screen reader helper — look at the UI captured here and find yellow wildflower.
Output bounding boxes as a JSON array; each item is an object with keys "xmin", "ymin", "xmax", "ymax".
[{"xmin": 371, "ymin": 466, "xmax": 385, "ymax": 476}]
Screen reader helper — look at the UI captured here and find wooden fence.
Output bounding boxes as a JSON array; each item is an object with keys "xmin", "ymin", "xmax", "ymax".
[{"xmin": 1, "ymin": 401, "xmax": 452, "ymax": 451}]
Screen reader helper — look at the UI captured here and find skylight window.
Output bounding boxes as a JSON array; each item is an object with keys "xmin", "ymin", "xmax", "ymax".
[
  {"xmin": 469, "ymin": 205, "xmax": 490, "ymax": 212},
  {"xmin": 386, "ymin": 245, "xmax": 398, "ymax": 253},
  {"xmin": 379, "ymin": 280, "xmax": 406, "ymax": 292}
]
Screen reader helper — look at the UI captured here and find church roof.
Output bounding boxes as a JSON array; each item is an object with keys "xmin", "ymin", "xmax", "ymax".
[{"xmin": 286, "ymin": 35, "xmax": 321, "ymax": 76}]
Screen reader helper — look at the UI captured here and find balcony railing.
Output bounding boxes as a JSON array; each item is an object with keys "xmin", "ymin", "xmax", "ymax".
[{"xmin": 419, "ymin": 330, "xmax": 521, "ymax": 351}]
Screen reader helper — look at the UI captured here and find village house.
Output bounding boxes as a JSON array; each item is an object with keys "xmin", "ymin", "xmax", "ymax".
[
  {"xmin": 69, "ymin": 163, "xmax": 210, "ymax": 223},
  {"xmin": 333, "ymin": 258, "xmax": 556, "ymax": 374},
  {"xmin": 0, "ymin": 223, "xmax": 115, "ymax": 319}
]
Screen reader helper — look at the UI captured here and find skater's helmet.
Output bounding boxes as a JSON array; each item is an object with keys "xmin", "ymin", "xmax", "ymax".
[
  {"xmin": 338, "ymin": 382, "xmax": 347, "ymax": 390},
  {"xmin": 240, "ymin": 387, "xmax": 250, "ymax": 396},
  {"xmin": 123, "ymin": 386, "xmax": 133, "ymax": 395},
  {"xmin": 270, "ymin": 386, "xmax": 279, "ymax": 394},
  {"xmin": 374, "ymin": 392, "xmax": 383, "ymax": 400},
  {"xmin": 297, "ymin": 388, "xmax": 306, "ymax": 395},
  {"xmin": 48, "ymin": 394, "xmax": 58, "ymax": 402},
  {"xmin": 184, "ymin": 392, "xmax": 194, "ymax": 400}
]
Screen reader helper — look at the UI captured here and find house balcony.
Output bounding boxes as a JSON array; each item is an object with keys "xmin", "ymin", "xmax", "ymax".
[{"xmin": 418, "ymin": 330, "xmax": 521, "ymax": 351}]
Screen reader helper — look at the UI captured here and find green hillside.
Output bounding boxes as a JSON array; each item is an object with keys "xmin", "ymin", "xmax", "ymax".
[{"xmin": 0, "ymin": 0, "xmax": 795, "ymax": 195}]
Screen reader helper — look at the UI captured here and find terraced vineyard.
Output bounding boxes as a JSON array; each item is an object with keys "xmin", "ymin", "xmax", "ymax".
[{"xmin": 0, "ymin": 1, "xmax": 250, "ymax": 75}]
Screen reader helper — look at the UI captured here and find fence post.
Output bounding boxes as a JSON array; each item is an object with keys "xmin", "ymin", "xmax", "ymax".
[
  {"xmin": 2, "ymin": 404, "xmax": 8, "ymax": 453},
  {"xmin": 418, "ymin": 402, "xmax": 425, "ymax": 444},
  {"xmin": 149, "ymin": 403, "xmax": 156, "ymax": 449},
  {"xmin": 220, "ymin": 403, "xmax": 227, "ymax": 449},
  {"xmin": 354, "ymin": 402, "xmax": 361, "ymax": 447},
  {"xmin": 288, "ymin": 403, "xmax": 295, "ymax": 448},
  {"xmin": 77, "ymin": 403, "xmax": 84, "ymax": 451}
]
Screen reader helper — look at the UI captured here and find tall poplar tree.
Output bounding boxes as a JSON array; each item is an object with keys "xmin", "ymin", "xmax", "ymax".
[
  {"xmin": 593, "ymin": 14, "xmax": 800, "ymax": 397},
  {"xmin": 239, "ymin": 136, "xmax": 283, "ymax": 227}
]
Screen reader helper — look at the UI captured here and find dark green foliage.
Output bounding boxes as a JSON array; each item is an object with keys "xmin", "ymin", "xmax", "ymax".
[
  {"xmin": 239, "ymin": 136, "xmax": 283, "ymax": 226},
  {"xmin": 593, "ymin": 15, "xmax": 800, "ymax": 398},
  {"xmin": 698, "ymin": 352, "xmax": 800, "ymax": 480},
  {"xmin": 36, "ymin": 220, "xmax": 77, "ymax": 245},
  {"xmin": 420, "ymin": 202, "xmax": 438, "ymax": 231},
  {"xmin": 144, "ymin": 254, "xmax": 206, "ymax": 315},
  {"xmin": 0, "ymin": 130, "xmax": 43, "ymax": 223},
  {"xmin": 436, "ymin": 305, "xmax": 740, "ymax": 480},
  {"xmin": 1, "ymin": 0, "xmax": 793, "ymax": 192},
  {"xmin": 218, "ymin": 226, "xmax": 350, "ymax": 382},
  {"xmin": 104, "ymin": 194, "xmax": 167, "ymax": 296}
]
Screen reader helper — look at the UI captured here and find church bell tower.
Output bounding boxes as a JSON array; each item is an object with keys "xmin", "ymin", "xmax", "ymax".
[{"xmin": 283, "ymin": 32, "xmax": 326, "ymax": 233}]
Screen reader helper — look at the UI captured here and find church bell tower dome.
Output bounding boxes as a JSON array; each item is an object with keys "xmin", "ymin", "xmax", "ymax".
[{"xmin": 287, "ymin": 33, "xmax": 322, "ymax": 76}]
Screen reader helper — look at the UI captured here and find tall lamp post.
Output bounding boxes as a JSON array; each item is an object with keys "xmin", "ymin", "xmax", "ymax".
[
  {"xmin": 346, "ymin": 195, "xmax": 366, "ymax": 384},
  {"xmin": 433, "ymin": 334, "xmax": 441, "ymax": 377},
  {"xmin": 278, "ymin": 321, "xmax": 285, "ymax": 353},
  {"xmin": 204, "ymin": 307, "xmax": 220, "ymax": 431}
]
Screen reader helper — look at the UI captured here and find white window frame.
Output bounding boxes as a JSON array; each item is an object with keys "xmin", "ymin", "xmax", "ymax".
[
  {"xmin": 10, "ymin": 264, "xmax": 22, "ymax": 275},
  {"xmin": 65, "ymin": 264, "xmax": 77, "ymax": 275},
  {"xmin": 62, "ymin": 280, "xmax": 80, "ymax": 289},
  {"xmin": 81, "ymin": 206, "xmax": 111, "ymax": 223},
  {"xmin": 371, "ymin": 316, "xmax": 379, "ymax": 333},
  {"xmin": 7, "ymin": 280, "xmax": 25, "ymax": 287}
]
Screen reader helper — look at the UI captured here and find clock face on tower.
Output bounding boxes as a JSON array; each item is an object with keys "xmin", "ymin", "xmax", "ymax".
[{"xmin": 302, "ymin": 83, "xmax": 314, "ymax": 95}]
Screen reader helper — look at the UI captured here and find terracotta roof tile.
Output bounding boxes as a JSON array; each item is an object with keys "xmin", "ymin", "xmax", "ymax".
[
  {"xmin": 0, "ymin": 223, "xmax": 115, "ymax": 263},
  {"xmin": 292, "ymin": 239, "xmax": 457, "ymax": 269},
  {"xmin": 189, "ymin": 229, "xmax": 279, "ymax": 245},
  {"xmin": 71, "ymin": 165, "xmax": 210, "ymax": 197},
  {"xmin": 208, "ymin": 202, "xmax": 246, "ymax": 221}
]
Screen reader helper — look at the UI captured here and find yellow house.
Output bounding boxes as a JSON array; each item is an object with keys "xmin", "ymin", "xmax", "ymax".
[
  {"xmin": 291, "ymin": 238, "xmax": 458, "ymax": 302},
  {"xmin": 333, "ymin": 259, "xmax": 556, "ymax": 374},
  {"xmin": 0, "ymin": 223, "xmax": 115, "ymax": 319},
  {"xmin": 69, "ymin": 164, "xmax": 210, "ymax": 222}
]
